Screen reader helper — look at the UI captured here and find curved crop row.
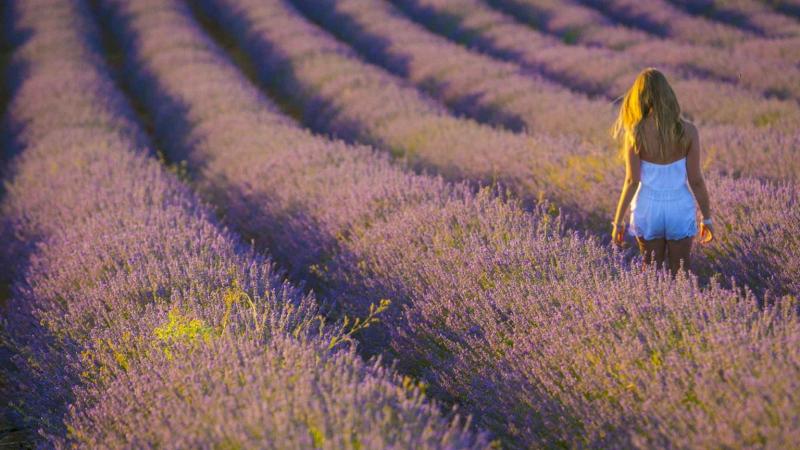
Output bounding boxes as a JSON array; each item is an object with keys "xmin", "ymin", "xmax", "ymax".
[
  {"xmin": 199, "ymin": 0, "xmax": 799, "ymax": 298},
  {"xmin": 104, "ymin": 0, "xmax": 616, "ymax": 362},
  {"xmin": 295, "ymin": 0, "xmax": 800, "ymax": 183},
  {"xmin": 294, "ymin": 0, "xmax": 615, "ymax": 141},
  {"xmin": 196, "ymin": 0, "xmax": 613, "ymax": 229},
  {"xmin": 667, "ymin": 0, "xmax": 800, "ymax": 37},
  {"xmin": 486, "ymin": 0, "xmax": 657, "ymax": 49},
  {"xmin": 0, "ymin": 0, "xmax": 482, "ymax": 447},
  {"xmin": 393, "ymin": 0, "xmax": 800, "ymax": 119},
  {"xmin": 581, "ymin": 0, "xmax": 798, "ymax": 55},
  {"xmin": 735, "ymin": 34, "xmax": 800, "ymax": 65},
  {"xmin": 194, "ymin": 0, "xmax": 616, "ymax": 229},
  {"xmin": 767, "ymin": 0, "xmax": 800, "ymax": 17},
  {"xmin": 484, "ymin": 0, "xmax": 800, "ymax": 100},
  {"xmin": 579, "ymin": 0, "xmax": 800, "ymax": 62},
  {"xmin": 104, "ymin": 0, "xmax": 800, "ymax": 448},
  {"xmin": 578, "ymin": 0, "xmax": 757, "ymax": 44}
]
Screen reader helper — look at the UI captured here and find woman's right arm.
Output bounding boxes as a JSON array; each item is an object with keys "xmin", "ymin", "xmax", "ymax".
[
  {"xmin": 611, "ymin": 140, "xmax": 641, "ymax": 243},
  {"xmin": 685, "ymin": 123, "xmax": 713, "ymax": 240}
]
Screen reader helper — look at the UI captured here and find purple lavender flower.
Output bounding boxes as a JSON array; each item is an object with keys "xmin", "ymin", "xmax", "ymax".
[
  {"xmin": 0, "ymin": 0, "xmax": 486, "ymax": 447},
  {"xmin": 95, "ymin": 0, "xmax": 800, "ymax": 447}
]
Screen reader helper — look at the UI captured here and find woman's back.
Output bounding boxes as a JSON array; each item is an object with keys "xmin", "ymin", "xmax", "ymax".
[
  {"xmin": 637, "ymin": 117, "xmax": 693, "ymax": 192},
  {"xmin": 637, "ymin": 116, "xmax": 690, "ymax": 165}
]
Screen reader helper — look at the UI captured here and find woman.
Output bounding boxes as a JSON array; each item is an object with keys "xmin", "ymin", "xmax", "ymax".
[{"xmin": 611, "ymin": 68, "xmax": 713, "ymax": 274}]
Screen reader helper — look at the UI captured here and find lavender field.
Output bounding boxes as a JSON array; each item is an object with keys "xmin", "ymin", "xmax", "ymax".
[{"xmin": 0, "ymin": 0, "xmax": 798, "ymax": 448}]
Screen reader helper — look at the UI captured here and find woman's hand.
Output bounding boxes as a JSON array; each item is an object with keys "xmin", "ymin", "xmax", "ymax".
[
  {"xmin": 699, "ymin": 222, "xmax": 714, "ymax": 244},
  {"xmin": 611, "ymin": 223, "xmax": 626, "ymax": 245}
]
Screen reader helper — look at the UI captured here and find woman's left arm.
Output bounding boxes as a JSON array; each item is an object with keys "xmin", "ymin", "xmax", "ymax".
[{"xmin": 612, "ymin": 142, "xmax": 641, "ymax": 243}]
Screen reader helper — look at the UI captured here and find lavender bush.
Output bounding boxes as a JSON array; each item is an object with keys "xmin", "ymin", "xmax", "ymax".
[
  {"xmin": 196, "ymin": 0, "xmax": 800, "ymax": 298},
  {"xmin": 668, "ymin": 0, "xmax": 800, "ymax": 37},
  {"xmin": 578, "ymin": 0, "xmax": 757, "ymax": 45},
  {"xmin": 393, "ymin": 0, "xmax": 800, "ymax": 117},
  {"xmin": 0, "ymin": 0, "xmax": 484, "ymax": 447},
  {"xmin": 295, "ymin": 0, "xmax": 800, "ymax": 181},
  {"xmin": 596, "ymin": 0, "xmax": 800, "ymax": 61},
  {"xmin": 189, "ymin": 0, "xmax": 620, "ymax": 226},
  {"xmin": 766, "ymin": 0, "xmax": 800, "ymax": 17},
  {"xmin": 97, "ymin": 0, "xmax": 800, "ymax": 447},
  {"xmin": 580, "ymin": 0, "xmax": 800, "ymax": 63},
  {"xmin": 484, "ymin": 0, "xmax": 800, "ymax": 100},
  {"xmin": 734, "ymin": 35, "xmax": 800, "ymax": 65},
  {"xmin": 292, "ymin": 0, "xmax": 615, "ymax": 139},
  {"xmin": 485, "ymin": 0, "xmax": 653, "ymax": 49}
]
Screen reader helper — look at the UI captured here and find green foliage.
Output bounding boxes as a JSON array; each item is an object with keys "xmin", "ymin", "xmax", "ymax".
[
  {"xmin": 308, "ymin": 424, "xmax": 325, "ymax": 448},
  {"xmin": 753, "ymin": 110, "xmax": 783, "ymax": 127},
  {"xmin": 154, "ymin": 308, "xmax": 214, "ymax": 343},
  {"xmin": 328, "ymin": 299, "xmax": 391, "ymax": 350},
  {"xmin": 154, "ymin": 308, "xmax": 214, "ymax": 360},
  {"xmin": 218, "ymin": 279, "xmax": 271, "ymax": 336},
  {"xmin": 561, "ymin": 27, "xmax": 583, "ymax": 45}
]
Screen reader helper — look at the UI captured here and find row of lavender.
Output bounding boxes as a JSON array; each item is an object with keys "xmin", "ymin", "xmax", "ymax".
[
  {"xmin": 506, "ymin": 0, "xmax": 800, "ymax": 66},
  {"xmin": 392, "ymin": 0, "xmax": 800, "ymax": 121},
  {"xmin": 565, "ymin": 0, "xmax": 800, "ymax": 67},
  {"xmin": 492, "ymin": 0, "xmax": 763, "ymax": 47},
  {"xmin": 612, "ymin": 0, "xmax": 798, "ymax": 60},
  {"xmin": 195, "ymin": 0, "xmax": 799, "ymax": 299},
  {"xmin": 485, "ymin": 0, "xmax": 800, "ymax": 102},
  {"xmin": 102, "ymin": 0, "xmax": 800, "ymax": 447},
  {"xmin": 581, "ymin": 0, "xmax": 800, "ymax": 42},
  {"xmin": 767, "ymin": 0, "xmax": 800, "ymax": 19},
  {"xmin": 189, "ymin": 0, "xmax": 608, "ymax": 222},
  {"xmin": 294, "ymin": 0, "xmax": 800, "ymax": 181},
  {"xmin": 672, "ymin": 0, "xmax": 800, "ymax": 37},
  {"xmin": 0, "ymin": 0, "xmax": 483, "ymax": 447}
]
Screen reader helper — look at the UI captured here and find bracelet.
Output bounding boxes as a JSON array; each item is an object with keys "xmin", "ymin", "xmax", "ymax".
[{"xmin": 702, "ymin": 218, "xmax": 712, "ymax": 226}]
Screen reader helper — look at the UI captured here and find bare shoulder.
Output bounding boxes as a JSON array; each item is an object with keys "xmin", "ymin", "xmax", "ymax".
[
  {"xmin": 679, "ymin": 119, "xmax": 698, "ymax": 155},
  {"xmin": 681, "ymin": 118, "xmax": 698, "ymax": 139}
]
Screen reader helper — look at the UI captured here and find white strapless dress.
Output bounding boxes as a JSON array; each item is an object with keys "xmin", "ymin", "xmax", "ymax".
[{"xmin": 628, "ymin": 157, "xmax": 698, "ymax": 241}]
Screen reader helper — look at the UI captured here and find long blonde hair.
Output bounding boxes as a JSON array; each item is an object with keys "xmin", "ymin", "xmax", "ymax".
[{"xmin": 612, "ymin": 68, "xmax": 685, "ymax": 160}]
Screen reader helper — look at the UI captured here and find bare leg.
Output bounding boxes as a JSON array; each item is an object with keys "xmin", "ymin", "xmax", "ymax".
[
  {"xmin": 636, "ymin": 237, "xmax": 666, "ymax": 271},
  {"xmin": 666, "ymin": 237, "xmax": 693, "ymax": 275}
]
